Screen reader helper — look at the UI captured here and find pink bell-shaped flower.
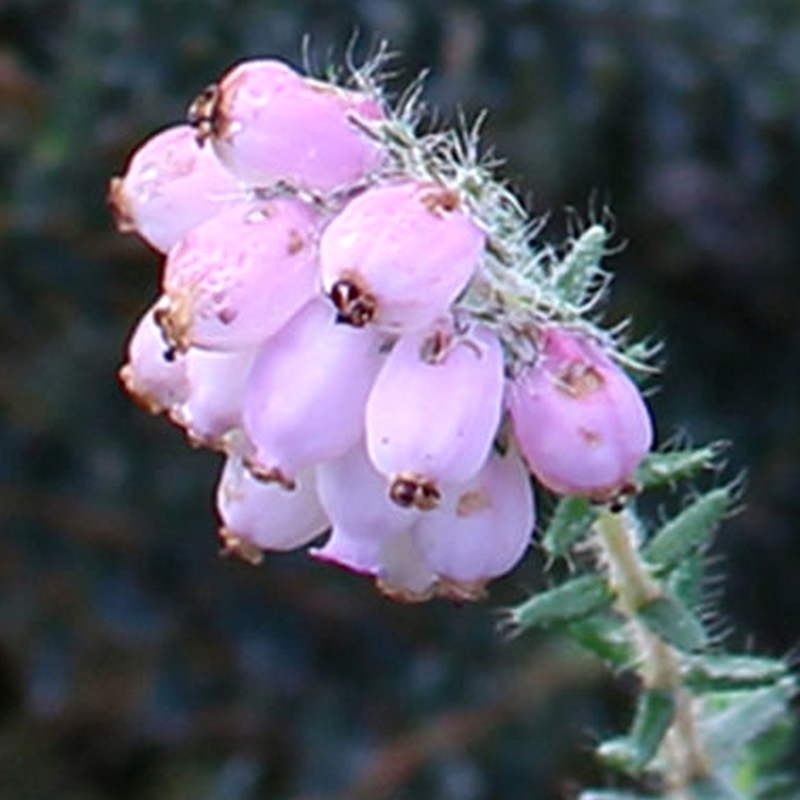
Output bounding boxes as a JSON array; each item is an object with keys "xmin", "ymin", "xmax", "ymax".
[
  {"xmin": 215, "ymin": 449, "xmax": 328, "ymax": 564},
  {"xmin": 507, "ymin": 327, "xmax": 654, "ymax": 501},
  {"xmin": 119, "ymin": 303, "xmax": 190, "ymax": 415},
  {"xmin": 170, "ymin": 346, "xmax": 258, "ymax": 449},
  {"xmin": 313, "ymin": 441, "xmax": 420, "ymax": 574},
  {"xmin": 372, "ymin": 532, "xmax": 439, "ymax": 603},
  {"xmin": 189, "ymin": 58, "xmax": 385, "ymax": 194},
  {"xmin": 312, "ymin": 442, "xmax": 436, "ymax": 601},
  {"xmin": 411, "ymin": 448, "xmax": 534, "ymax": 600},
  {"xmin": 242, "ymin": 299, "xmax": 385, "ymax": 488},
  {"xmin": 108, "ymin": 124, "xmax": 243, "ymax": 253},
  {"xmin": 365, "ymin": 323, "xmax": 504, "ymax": 510},
  {"xmin": 320, "ymin": 181, "xmax": 485, "ymax": 332},
  {"xmin": 314, "ymin": 529, "xmax": 437, "ymax": 603},
  {"xmin": 158, "ymin": 198, "xmax": 320, "ymax": 353}
]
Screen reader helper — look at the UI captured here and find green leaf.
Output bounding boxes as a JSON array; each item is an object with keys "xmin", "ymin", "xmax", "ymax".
[
  {"xmin": 635, "ymin": 444, "xmax": 723, "ymax": 489},
  {"xmin": 552, "ymin": 223, "xmax": 608, "ymax": 306},
  {"xmin": 628, "ymin": 688, "xmax": 676, "ymax": 769},
  {"xmin": 542, "ymin": 495, "xmax": 596, "ymax": 558},
  {"xmin": 682, "ymin": 655, "xmax": 789, "ymax": 693},
  {"xmin": 599, "ymin": 689, "xmax": 675, "ymax": 773},
  {"xmin": 509, "ymin": 574, "xmax": 614, "ymax": 632},
  {"xmin": 636, "ymin": 594, "xmax": 707, "ymax": 652},
  {"xmin": 643, "ymin": 486, "xmax": 734, "ymax": 574},
  {"xmin": 667, "ymin": 550, "xmax": 704, "ymax": 612},
  {"xmin": 702, "ymin": 680, "xmax": 797, "ymax": 766},
  {"xmin": 686, "ymin": 775, "xmax": 744, "ymax": 800},
  {"xmin": 567, "ymin": 612, "xmax": 634, "ymax": 666}
]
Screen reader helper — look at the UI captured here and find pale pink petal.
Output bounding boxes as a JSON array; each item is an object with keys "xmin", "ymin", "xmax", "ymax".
[
  {"xmin": 215, "ymin": 453, "xmax": 328, "ymax": 561},
  {"xmin": 365, "ymin": 323, "xmax": 504, "ymax": 509},
  {"xmin": 242, "ymin": 300, "xmax": 384, "ymax": 486},
  {"xmin": 119, "ymin": 303, "xmax": 190, "ymax": 414},
  {"xmin": 507, "ymin": 327, "xmax": 654, "ymax": 500},
  {"xmin": 320, "ymin": 182, "xmax": 485, "ymax": 332},
  {"xmin": 190, "ymin": 58, "xmax": 385, "ymax": 194},
  {"xmin": 159, "ymin": 198, "xmax": 320, "ymax": 352},
  {"xmin": 109, "ymin": 124, "xmax": 243, "ymax": 253},
  {"xmin": 412, "ymin": 448, "xmax": 534, "ymax": 594}
]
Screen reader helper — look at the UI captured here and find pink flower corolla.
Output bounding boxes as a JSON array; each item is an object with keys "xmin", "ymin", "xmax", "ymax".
[
  {"xmin": 170, "ymin": 346, "xmax": 258, "ymax": 449},
  {"xmin": 119, "ymin": 303, "xmax": 190, "ymax": 415},
  {"xmin": 371, "ymin": 532, "xmax": 439, "ymax": 603},
  {"xmin": 319, "ymin": 182, "xmax": 485, "ymax": 332},
  {"xmin": 158, "ymin": 197, "xmax": 319, "ymax": 353},
  {"xmin": 315, "ymin": 526, "xmax": 437, "ymax": 602},
  {"xmin": 188, "ymin": 58, "xmax": 385, "ymax": 194},
  {"xmin": 108, "ymin": 124, "xmax": 243, "ymax": 253},
  {"xmin": 365, "ymin": 323, "xmax": 504, "ymax": 510},
  {"xmin": 313, "ymin": 441, "xmax": 420, "ymax": 575},
  {"xmin": 215, "ymin": 451, "xmax": 328, "ymax": 564},
  {"xmin": 507, "ymin": 327, "xmax": 654, "ymax": 501},
  {"xmin": 242, "ymin": 299, "xmax": 385, "ymax": 488},
  {"xmin": 411, "ymin": 448, "xmax": 534, "ymax": 600}
]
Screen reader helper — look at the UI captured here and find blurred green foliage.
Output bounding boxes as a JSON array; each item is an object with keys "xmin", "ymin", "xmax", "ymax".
[{"xmin": 1, "ymin": 1, "xmax": 799, "ymax": 798}]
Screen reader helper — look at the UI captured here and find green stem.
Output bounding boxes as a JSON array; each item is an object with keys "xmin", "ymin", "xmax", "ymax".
[{"xmin": 594, "ymin": 508, "xmax": 711, "ymax": 792}]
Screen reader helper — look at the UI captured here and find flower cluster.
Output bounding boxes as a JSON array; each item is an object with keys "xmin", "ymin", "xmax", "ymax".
[{"xmin": 111, "ymin": 56, "xmax": 653, "ymax": 602}]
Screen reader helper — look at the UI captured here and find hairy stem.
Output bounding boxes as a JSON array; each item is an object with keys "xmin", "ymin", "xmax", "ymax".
[{"xmin": 595, "ymin": 508, "xmax": 711, "ymax": 792}]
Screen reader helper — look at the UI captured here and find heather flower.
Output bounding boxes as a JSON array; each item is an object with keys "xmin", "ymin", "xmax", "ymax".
[
  {"xmin": 242, "ymin": 299, "xmax": 385, "ymax": 488},
  {"xmin": 411, "ymin": 448, "xmax": 534, "ymax": 600},
  {"xmin": 158, "ymin": 198, "xmax": 320, "ymax": 353},
  {"xmin": 216, "ymin": 449, "xmax": 328, "ymax": 564},
  {"xmin": 112, "ymin": 54, "xmax": 659, "ymax": 604},
  {"xmin": 313, "ymin": 440, "xmax": 420, "ymax": 573},
  {"xmin": 189, "ymin": 58, "xmax": 385, "ymax": 194},
  {"xmin": 371, "ymin": 532, "xmax": 439, "ymax": 603},
  {"xmin": 119, "ymin": 303, "xmax": 190, "ymax": 415},
  {"xmin": 365, "ymin": 322, "xmax": 504, "ymax": 509},
  {"xmin": 170, "ymin": 346, "xmax": 258, "ymax": 449},
  {"xmin": 315, "ymin": 529, "xmax": 437, "ymax": 603},
  {"xmin": 507, "ymin": 327, "xmax": 653, "ymax": 501},
  {"xmin": 320, "ymin": 181, "xmax": 486, "ymax": 331},
  {"xmin": 108, "ymin": 124, "xmax": 243, "ymax": 254}
]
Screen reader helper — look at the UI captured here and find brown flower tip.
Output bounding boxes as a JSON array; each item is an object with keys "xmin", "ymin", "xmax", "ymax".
[
  {"xmin": 153, "ymin": 295, "xmax": 192, "ymax": 357},
  {"xmin": 436, "ymin": 577, "xmax": 487, "ymax": 603},
  {"xmin": 187, "ymin": 82, "xmax": 222, "ymax": 145},
  {"xmin": 420, "ymin": 186, "xmax": 461, "ymax": 215},
  {"xmin": 218, "ymin": 527, "xmax": 264, "ymax": 565},
  {"xmin": 107, "ymin": 176, "xmax": 135, "ymax": 233},
  {"xmin": 389, "ymin": 474, "xmax": 441, "ymax": 511},
  {"xmin": 330, "ymin": 279, "xmax": 376, "ymax": 327},
  {"xmin": 118, "ymin": 363, "xmax": 166, "ymax": 415},
  {"xmin": 375, "ymin": 578, "xmax": 436, "ymax": 604},
  {"xmin": 243, "ymin": 458, "xmax": 296, "ymax": 491}
]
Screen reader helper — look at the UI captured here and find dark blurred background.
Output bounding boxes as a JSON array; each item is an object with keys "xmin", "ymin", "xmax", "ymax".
[{"xmin": 1, "ymin": 0, "xmax": 799, "ymax": 798}]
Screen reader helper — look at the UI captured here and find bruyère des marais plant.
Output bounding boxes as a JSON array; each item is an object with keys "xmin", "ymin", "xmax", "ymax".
[{"xmin": 109, "ymin": 50, "xmax": 797, "ymax": 799}]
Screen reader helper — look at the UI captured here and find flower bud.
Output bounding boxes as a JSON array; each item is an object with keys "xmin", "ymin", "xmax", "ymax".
[
  {"xmin": 159, "ymin": 198, "xmax": 319, "ymax": 352},
  {"xmin": 119, "ymin": 303, "xmax": 189, "ymax": 414},
  {"xmin": 188, "ymin": 58, "xmax": 384, "ymax": 194},
  {"xmin": 507, "ymin": 327, "xmax": 654, "ymax": 500},
  {"xmin": 170, "ymin": 346, "xmax": 258, "ymax": 449},
  {"xmin": 320, "ymin": 182, "xmax": 485, "ymax": 332},
  {"xmin": 411, "ymin": 448, "xmax": 534, "ymax": 600},
  {"xmin": 242, "ymin": 299, "xmax": 384, "ymax": 487},
  {"xmin": 215, "ymin": 451, "xmax": 328, "ymax": 564},
  {"xmin": 108, "ymin": 124, "xmax": 243, "ymax": 253},
  {"xmin": 365, "ymin": 323, "xmax": 504, "ymax": 509}
]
